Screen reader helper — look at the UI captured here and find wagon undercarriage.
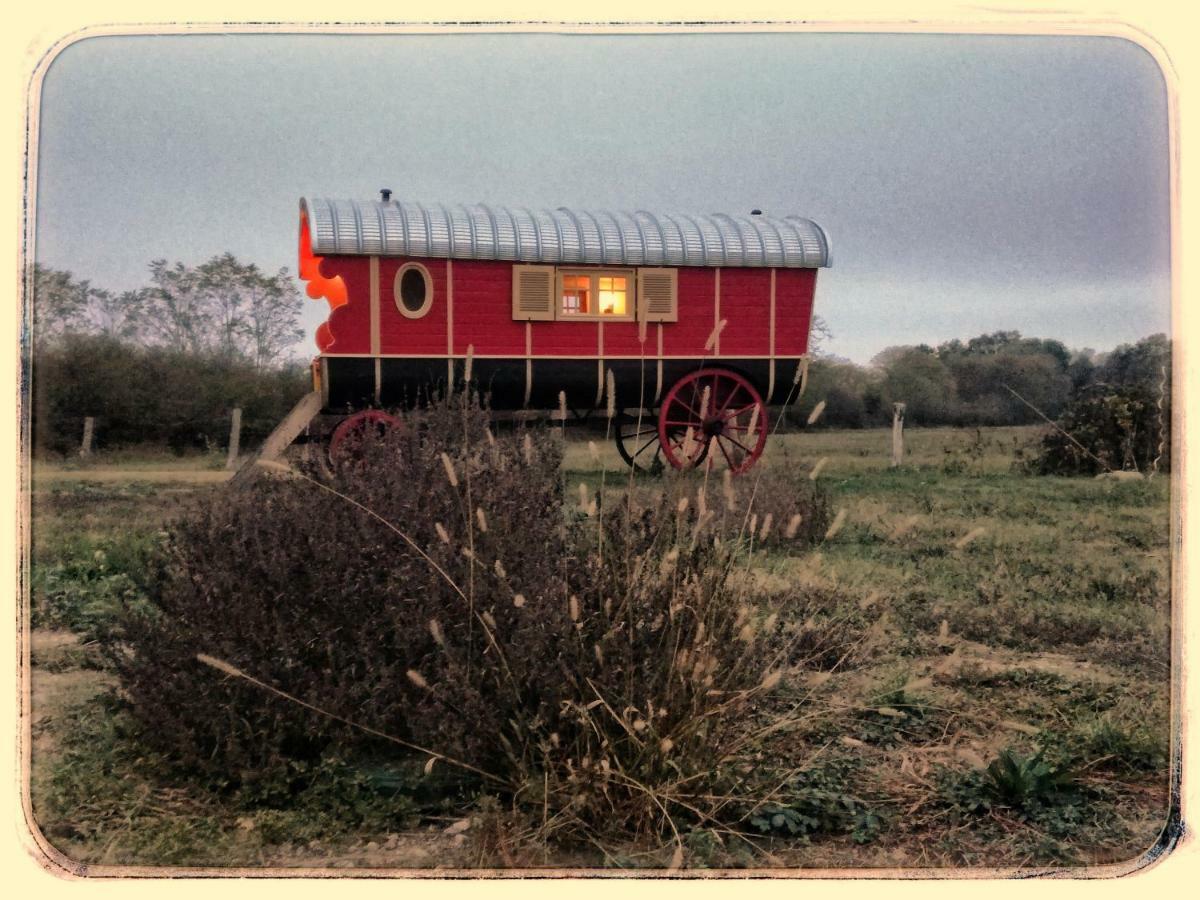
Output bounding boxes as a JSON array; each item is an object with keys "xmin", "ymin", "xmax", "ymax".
[{"xmin": 280, "ymin": 363, "xmax": 780, "ymax": 478}]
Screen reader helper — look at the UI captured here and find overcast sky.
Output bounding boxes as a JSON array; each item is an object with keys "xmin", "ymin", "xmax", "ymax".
[{"xmin": 33, "ymin": 31, "xmax": 1171, "ymax": 363}]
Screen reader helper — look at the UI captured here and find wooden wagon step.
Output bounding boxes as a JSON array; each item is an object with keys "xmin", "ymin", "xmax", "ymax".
[{"xmin": 228, "ymin": 391, "xmax": 324, "ymax": 487}]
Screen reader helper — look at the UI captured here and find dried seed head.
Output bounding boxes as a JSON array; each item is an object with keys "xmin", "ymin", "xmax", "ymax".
[
  {"xmin": 794, "ymin": 355, "xmax": 810, "ymax": 387},
  {"xmin": 676, "ymin": 496, "xmax": 689, "ymax": 514},
  {"xmin": 604, "ymin": 596, "xmax": 613, "ymax": 616},
  {"xmin": 809, "ymin": 457, "xmax": 828, "ymax": 481},
  {"xmin": 440, "ymin": 452, "xmax": 459, "ymax": 487},
  {"xmin": 424, "ymin": 756, "xmax": 438, "ymax": 775},
  {"xmin": 738, "ymin": 623, "xmax": 756, "ymax": 642},
  {"xmin": 588, "ymin": 440, "xmax": 600, "ymax": 463},
  {"xmin": 760, "ymin": 670, "xmax": 783, "ymax": 691},
  {"xmin": 681, "ymin": 427, "xmax": 697, "ymax": 459},
  {"xmin": 758, "ymin": 512, "xmax": 774, "ymax": 541},
  {"xmin": 785, "ymin": 513, "xmax": 803, "ymax": 539},
  {"xmin": 704, "ymin": 318, "xmax": 727, "ymax": 352},
  {"xmin": 196, "ymin": 653, "xmax": 244, "ymax": 678},
  {"xmin": 513, "ymin": 593, "xmax": 527, "ymax": 608},
  {"xmin": 484, "ymin": 427, "xmax": 496, "ymax": 446},
  {"xmin": 557, "ymin": 390, "xmax": 568, "ymax": 422},
  {"xmin": 954, "ymin": 527, "xmax": 986, "ymax": 550},
  {"xmin": 522, "ymin": 432, "xmax": 534, "ymax": 465},
  {"xmin": 659, "ymin": 737, "xmax": 674, "ymax": 753},
  {"xmin": 763, "ymin": 612, "xmax": 778, "ymax": 632},
  {"xmin": 475, "ymin": 506, "xmax": 489, "ymax": 533},
  {"xmin": 464, "ymin": 344, "xmax": 475, "ymax": 383},
  {"xmin": 807, "ymin": 400, "xmax": 827, "ymax": 426},
  {"xmin": 482, "ymin": 610, "xmax": 497, "ymax": 630},
  {"xmin": 748, "ymin": 513, "xmax": 758, "ymax": 537},
  {"xmin": 406, "ymin": 669, "xmax": 429, "ymax": 689},
  {"xmin": 632, "ymin": 718, "xmax": 648, "ymax": 732},
  {"xmin": 824, "ymin": 508, "xmax": 848, "ymax": 540},
  {"xmin": 435, "ymin": 522, "xmax": 451, "ymax": 544},
  {"xmin": 428, "ymin": 618, "xmax": 444, "ymax": 646},
  {"xmin": 569, "ymin": 595, "xmax": 580, "ymax": 622},
  {"xmin": 747, "ymin": 404, "xmax": 760, "ymax": 443},
  {"xmin": 659, "ymin": 547, "xmax": 680, "ymax": 576},
  {"xmin": 606, "ymin": 369, "xmax": 616, "ymax": 419},
  {"xmin": 494, "ymin": 559, "xmax": 507, "ymax": 580},
  {"xmin": 699, "ymin": 385, "xmax": 711, "ymax": 421},
  {"xmin": 550, "ymin": 732, "xmax": 560, "ymax": 747},
  {"xmin": 696, "ymin": 485, "xmax": 707, "ymax": 516},
  {"xmin": 578, "ymin": 482, "xmax": 590, "ymax": 511},
  {"xmin": 594, "ymin": 643, "xmax": 604, "ymax": 665}
]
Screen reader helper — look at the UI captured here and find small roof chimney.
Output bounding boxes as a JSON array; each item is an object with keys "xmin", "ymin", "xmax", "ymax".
[
  {"xmin": 750, "ymin": 208, "xmax": 762, "ymax": 216},
  {"xmin": 380, "ymin": 188, "xmax": 393, "ymax": 202}
]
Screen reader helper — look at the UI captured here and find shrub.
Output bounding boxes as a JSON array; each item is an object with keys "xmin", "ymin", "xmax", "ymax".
[
  {"xmin": 105, "ymin": 394, "xmax": 821, "ymax": 848},
  {"xmin": 1032, "ymin": 336, "xmax": 1171, "ymax": 475},
  {"xmin": 31, "ymin": 333, "xmax": 308, "ymax": 455}
]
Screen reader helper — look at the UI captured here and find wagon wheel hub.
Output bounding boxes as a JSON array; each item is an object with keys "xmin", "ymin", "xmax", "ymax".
[{"xmin": 702, "ymin": 416, "xmax": 727, "ymax": 437}]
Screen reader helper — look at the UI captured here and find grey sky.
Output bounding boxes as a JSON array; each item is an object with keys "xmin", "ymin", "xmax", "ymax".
[{"xmin": 34, "ymin": 31, "xmax": 1171, "ymax": 363}]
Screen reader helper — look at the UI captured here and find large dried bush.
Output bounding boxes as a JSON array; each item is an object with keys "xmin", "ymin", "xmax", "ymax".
[{"xmin": 106, "ymin": 396, "xmax": 835, "ymax": 846}]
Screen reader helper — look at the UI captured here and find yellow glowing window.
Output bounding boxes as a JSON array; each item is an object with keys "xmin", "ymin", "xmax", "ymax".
[{"xmin": 558, "ymin": 270, "xmax": 634, "ymax": 320}]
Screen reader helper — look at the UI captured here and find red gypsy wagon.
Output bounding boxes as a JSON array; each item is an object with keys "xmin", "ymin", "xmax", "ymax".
[{"xmin": 291, "ymin": 191, "xmax": 829, "ymax": 475}]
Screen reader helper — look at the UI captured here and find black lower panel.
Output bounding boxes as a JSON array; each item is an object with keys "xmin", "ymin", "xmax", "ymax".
[{"xmin": 322, "ymin": 356, "xmax": 798, "ymax": 413}]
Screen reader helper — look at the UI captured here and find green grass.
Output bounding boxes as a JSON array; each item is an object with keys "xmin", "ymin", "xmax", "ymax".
[{"xmin": 25, "ymin": 425, "xmax": 1173, "ymax": 870}]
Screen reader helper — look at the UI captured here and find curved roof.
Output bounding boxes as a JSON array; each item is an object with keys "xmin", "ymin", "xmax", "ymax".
[{"xmin": 301, "ymin": 197, "xmax": 830, "ymax": 268}]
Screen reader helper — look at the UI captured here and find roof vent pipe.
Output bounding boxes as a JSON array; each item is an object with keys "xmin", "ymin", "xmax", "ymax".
[
  {"xmin": 380, "ymin": 188, "xmax": 393, "ymax": 202},
  {"xmin": 750, "ymin": 209, "xmax": 762, "ymax": 216}
]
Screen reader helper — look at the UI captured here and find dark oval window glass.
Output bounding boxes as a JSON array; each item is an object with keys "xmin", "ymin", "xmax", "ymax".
[{"xmin": 399, "ymin": 268, "xmax": 428, "ymax": 313}]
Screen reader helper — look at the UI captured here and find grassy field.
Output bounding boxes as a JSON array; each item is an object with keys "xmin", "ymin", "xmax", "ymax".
[{"xmin": 25, "ymin": 425, "xmax": 1173, "ymax": 872}]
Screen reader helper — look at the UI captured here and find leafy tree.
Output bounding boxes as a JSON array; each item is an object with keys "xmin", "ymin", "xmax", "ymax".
[
  {"xmin": 135, "ymin": 260, "xmax": 211, "ymax": 353},
  {"xmin": 134, "ymin": 254, "xmax": 304, "ymax": 366},
  {"xmin": 1033, "ymin": 334, "xmax": 1171, "ymax": 474},
  {"xmin": 876, "ymin": 348, "xmax": 958, "ymax": 425},
  {"xmin": 29, "ymin": 265, "xmax": 93, "ymax": 345}
]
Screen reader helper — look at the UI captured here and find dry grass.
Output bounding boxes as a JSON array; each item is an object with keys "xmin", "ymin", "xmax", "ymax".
[{"xmin": 26, "ymin": 419, "xmax": 1172, "ymax": 871}]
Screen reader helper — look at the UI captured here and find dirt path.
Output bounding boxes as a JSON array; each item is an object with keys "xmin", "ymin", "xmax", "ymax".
[{"xmin": 32, "ymin": 468, "xmax": 233, "ymax": 485}]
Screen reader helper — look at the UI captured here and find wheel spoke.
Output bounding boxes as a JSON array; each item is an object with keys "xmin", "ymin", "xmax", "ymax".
[
  {"xmin": 722, "ymin": 402, "xmax": 758, "ymax": 421},
  {"xmin": 716, "ymin": 436, "xmax": 736, "ymax": 469},
  {"xmin": 722, "ymin": 434, "xmax": 755, "ymax": 454},
  {"xmin": 715, "ymin": 381, "xmax": 743, "ymax": 416},
  {"xmin": 633, "ymin": 435, "xmax": 660, "ymax": 458}
]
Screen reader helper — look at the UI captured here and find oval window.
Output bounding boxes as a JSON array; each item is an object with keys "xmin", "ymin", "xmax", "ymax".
[{"xmin": 394, "ymin": 264, "xmax": 433, "ymax": 318}]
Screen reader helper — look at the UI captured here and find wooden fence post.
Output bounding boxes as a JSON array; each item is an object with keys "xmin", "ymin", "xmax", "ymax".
[
  {"xmin": 79, "ymin": 417, "xmax": 94, "ymax": 458},
  {"xmin": 225, "ymin": 407, "xmax": 243, "ymax": 470},
  {"xmin": 890, "ymin": 402, "xmax": 906, "ymax": 468}
]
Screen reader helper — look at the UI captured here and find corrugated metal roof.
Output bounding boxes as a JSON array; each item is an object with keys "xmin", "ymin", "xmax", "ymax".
[{"xmin": 301, "ymin": 197, "xmax": 830, "ymax": 268}]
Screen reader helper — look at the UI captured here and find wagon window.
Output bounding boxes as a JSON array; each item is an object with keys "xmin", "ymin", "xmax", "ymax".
[
  {"xmin": 557, "ymin": 270, "xmax": 634, "ymax": 321},
  {"xmin": 394, "ymin": 263, "xmax": 433, "ymax": 319},
  {"xmin": 597, "ymin": 276, "xmax": 628, "ymax": 316},
  {"xmin": 561, "ymin": 274, "xmax": 591, "ymax": 315}
]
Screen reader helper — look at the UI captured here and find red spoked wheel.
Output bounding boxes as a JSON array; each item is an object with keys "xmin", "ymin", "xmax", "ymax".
[
  {"xmin": 657, "ymin": 368, "xmax": 768, "ymax": 475},
  {"xmin": 328, "ymin": 410, "xmax": 402, "ymax": 472}
]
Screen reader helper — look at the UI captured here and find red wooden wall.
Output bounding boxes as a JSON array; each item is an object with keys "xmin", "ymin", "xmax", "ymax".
[{"xmin": 310, "ymin": 256, "xmax": 815, "ymax": 358}]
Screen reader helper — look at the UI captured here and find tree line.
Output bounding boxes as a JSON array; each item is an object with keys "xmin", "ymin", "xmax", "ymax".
[
  {"xmin": 30, "ymin": 257, "xmax": 310, "ymax": 455},
  {"xmin": 791, "ymin": 329, "xmax": 1171, "ymax": 473}
]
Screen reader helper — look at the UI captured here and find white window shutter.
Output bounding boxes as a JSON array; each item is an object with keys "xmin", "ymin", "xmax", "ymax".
[
  {"xmin": 512, "ymin": 265, "xmax": 556, "ymax": 321},
  {"xmin": 638, "ymin": 268, "xmax": 678, "ymax": 322}
]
